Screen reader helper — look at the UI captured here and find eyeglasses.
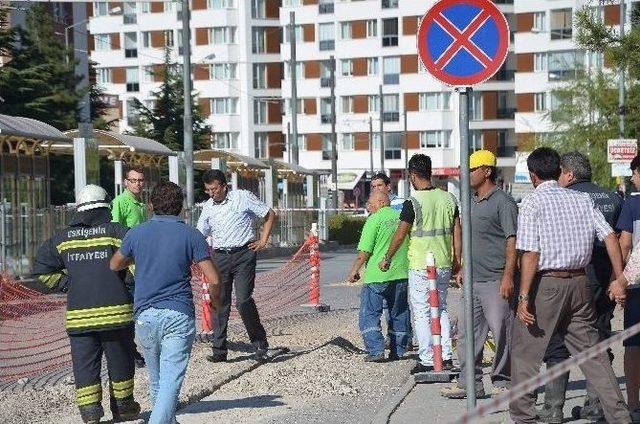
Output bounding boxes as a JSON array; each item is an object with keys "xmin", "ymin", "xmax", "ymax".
[{"xmin": 126, "ymin": 178, "xmax": 145, "ymax": 184}]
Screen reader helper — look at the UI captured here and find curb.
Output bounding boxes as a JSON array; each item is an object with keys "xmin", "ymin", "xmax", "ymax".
[{"xmin": 371, "ymin": 376, "xmax": 417, "ymax": 424}]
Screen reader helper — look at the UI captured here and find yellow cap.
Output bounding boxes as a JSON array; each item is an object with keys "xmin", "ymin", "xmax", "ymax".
[{"xmin": 470, "ymin": 150, "xmax": 497, "ymax": 169}]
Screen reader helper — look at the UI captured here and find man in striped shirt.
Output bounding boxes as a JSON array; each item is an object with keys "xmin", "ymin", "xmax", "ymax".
[{"xmin": 510, "ymin": 147, "xmax": 630, "ymax": 423}]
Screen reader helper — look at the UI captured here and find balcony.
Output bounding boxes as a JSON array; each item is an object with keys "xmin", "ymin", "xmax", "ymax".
[
  {"xmin": 382, "ymin": 35, "xmax": 398, "ymax": 47},
  {"xmin": 385, "ymin": 149, "xmax": 401, "ymax": 160},
  {"xmin": 383, "ymin": 112, "xmax": 399, "ymax": 122},
  {"xmin": 381, "ymin": 0, "xmax": 398, "ymax": 9},
  {"xmin": 548, "ymin": 69, "xmax": 577, "ymax": 81},
  {"xmin": 383, "ymin": 73, "xmax": 399, "ymax": 85},
  {"xmin": 319, "ymin": 40, "xmax": 335, "ymax": 51},
  {"xmin": 550, "ymin": 28, "xmax": 572, "ymax": 40},
  {"xmin": 319, "ymin": 2, "xmax": 334, "ymax": 14},
  {"xmin": 125, "ymin": 49, "xmax": 138, "ymax": 58},
  {"xmin": 123, "ymin": 14, "xmax": 137, "ymax": 24},
  {"xmin": 497, "ymin": 107, "xmax": 516, "ymax": 119},
  {"xmin": 126, "ymin": 82, "xmax": 140, "ymax": 92},
  {"xmin": 321, "ymin": 114, "xmax": 333, "ymax": 124},
  {"xmin": 498, "ymin": 145, "xmax": 517, "ymax": 158},
  {"xmin": 320, "ymin": 77, "xmax": 332, "ymax": 87},
  {"xmin": 492, "ymin": 69, "xmax": 515, "ymax": 81},
  {"xmin": 492, "ymin": 0, "xmax": 513, "ymax": 4}
]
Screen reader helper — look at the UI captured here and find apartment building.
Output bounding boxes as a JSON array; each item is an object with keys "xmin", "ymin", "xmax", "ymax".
[
  {"xmin": 88, "ymin": 0, "xmax": 284, "ymax": 158},
  {"xmin": 279, "ymin": 0, "xmax": 517, "ymax": 193}
]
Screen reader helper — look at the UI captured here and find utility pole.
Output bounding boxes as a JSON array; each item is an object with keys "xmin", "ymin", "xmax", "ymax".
[
  {"xmin": 619, "ymin": 0, "xmax": 626, "ymax": 138},
  {"xmin": 369, "ymin": 116, "xmax": 374, "ymax": 177},
  {"xmin": 379, "ymin": 84, "xmax": 385, "ymax": 172},
  {"xmin": 289, "ymin": 11, "xmax": 300, "ymax": 165},
  {"xmin": 182, "ymin": 0, "xmax": 194, "ymax": 210},
  {"xmin": 287, "ymin": 122, "xmax": 292, "ymax": 163},
  {"xmin": 330, "ymin": 55, "xmax": 338, "ymax": 209},
  {"xmin": 403, "ymin": 108, "xmax": 409, "ymax": 198}
]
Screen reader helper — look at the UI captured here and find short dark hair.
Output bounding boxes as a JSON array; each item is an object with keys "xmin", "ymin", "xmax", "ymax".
[
  {"xmin": 371, "ymin": 172, "xmax": 391, "ymax": 185},
  {"xmin": 408, "ymin": 154, "xmax": 432, "ymax": 180},
  {"xmin": 150, "ymin": 181, "xmax": 183, "ymax": 216},
  {"xmin": 631, "ymin": 155, "xmax": 640, "ymax": 172},
  {"xmin": 487, "ymin": 167, "xmax": 498, "ymax": 183},
  {"xmin": 124, "ymin": 164, "xmax": 144, "ymax": 179},
  {"xmin": 560, "ymin": 151, "xmax": 592, "ymax": 181},
  {"xmin": 202, "ymin": 169, "xmax": 227, "ymax": 185},
  {"xmin": 527, "ymin": 147, "xmax": 561, "ymax": 181}
]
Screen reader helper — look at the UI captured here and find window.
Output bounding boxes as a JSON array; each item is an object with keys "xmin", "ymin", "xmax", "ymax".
[
  {"xmin": 534, "ymin": 92, "xmax": 547, "ymax": 112},
  {"xmin": 252, "ymin": 27, "xmax": 267, "ymax": 54},
  {"xmin": 141, "ymin": 32, "xmax": 152, "ymax": 48},
  {"xmin": 94, "ymin": 2, "xmax": 108, "ymax": 16},
  {"xmin": 284, "ymin": 98, "xmax": 303, "ymax": 114},
  {"xmin": 254, "ymin": 99, "xmax": 268, "ymax": 124},
  {"xmin": 551, "ymin": 8, "xmax": 573, "ymax": 40},
  {"xmin": 285, "ymin": 61, "xmax": 304, "ymax": 79},
  {"xmin": 340, "ymin": 59, "xmax": 353, "ymax": 77},
  {"xmin": 367, "ymin": 19, "xmax": 378, "ymax": 37},
  {"xmin": 367, "ymin": 57, "xmax": 379, "ymax": 75},
  {"xmin": 384, "ymin": 132, "xmax": 402, "ymax": 160},
  {"xmin": 320, "ymin": 60, "xmax": 333, "ymax": 87},
  {"xmin": 322, "ymin": 134, "xmax": 333, "ymax": 160},
  {"xmin": 210, "ymin": 27, "xmax": 237, "ymax": 44},
  {"xmin": 319, "ymin": 23, "xmax": 335, "ymax": 51},
  {"xmin": 248, "ymin": 64, "xmax": 265, "ymax": 89},
  {"xmin": 549, "ymin": 93, "xmax": 562, "ymax": 111},
  {"xmin": 125, "ymin": 67, "xmax": 139, "ymax": 92},
  {"xmin": 533, "ymin": 11, "xmax": 546, "ymax": 32},
  {"xmin": 383, "ymin": 56, "xmax": 400, "ymax": 84},
  {"xmin": 283, "ymin": 0, "xmax": 302, "ymax": 6},
  {"xmin": 320, "ymin": 97, "xmax": 332, "ymax": 123},
  {"xmin": 368, "ymin": 95, "xmax": 379, "ymax": 112},
  {"xmin": 164, "ymin": 30, "xmax": 174, "ymax": 48},
  {"xmin": 420, "ymin": 131, "xmax": 452, "ymax": 149},
  {"xmin": 124, "ymin": 32, "xmax": 138, "ymax": 58},
  {"xmin": 341, "ymin": 96, "xmax": 354, "ymax": 113},
  {"xmin": 382, "ymin": 0, "xmax": 398, "ymax": 9},
  {"xmin": 126, "ymin": 98, "xmax": 139, "ymax": 125},
  {"xmin": 212, "ymin": 132, "xmax": 239, "ymax": 149},
  {"xmin": 94, "ymin": 34, "xmax": 110, "ymax": 51},
  {"xmin": 319, "ymin": 0, "xmax": 334, "ymax": 14},
  {"xmin": 340, "ymin": 133, "xmax": 354, "ymax": 150},
  {"xmin": 139, "ymin": 2, "xmax": 151, "ymax": 13},
  {"xmin": 534, "ymin": 52, "xmax": 547, "ymax": 72},
  {"xmin": 97, "ymin": 68, "xmax": 111, "ymax": 84},
  {"xmin": 254, "ymin": 133, "xmax": 269, "ymax": 158},
  {"xmin": 470, "ymin": 92, "xmax": 482, "ymax": 120},
  {"xmin": 123, "ymin": 2, "xmax": 137, "ymax": 24},
  {"xmin": 382, "ymin": 18, "xmax": 398, "ymax": 47},
  {"xmin": 251, "ymin": 0, "xmax": 266, "ymax": 18},
  {"xmin": 382, "ymin": 94, "xmax": 399, "ymax": 121},
  {"xmin": 296, "ymin": 134, "xmax": 307, "ymax": 151},
  {"xmin": 285, "ymin": 25, "xmax": 303, "ymax": 43},
  {"xmin": 208, "ymin": 0, "xmax": 235, "ymax": 9},
  {"xmin": 142, "ymin": 66, "xmax": 154, "ymax": 83},
  {"xmin": 470, "ymin": 130, "xmax": 483, "ymax": 152},
  {"xmin": 164, "ymin": 1, "xmax": 174, "ymax": 12},
  {"xmin": 211, "ymin": 98, "xmax": 238, "ymax": 115},
  {"xmin": 211, "ymin": 63, "xmax": 238, "ymax": 80},
  {"xmin": 419, "ymin": 92, "xmax": 451, "ymax": 111},
  {"xmin": 548, "ymin": 50, "xmax": 582, "ymax": 80},
  {"xmin": 340, "ymin": 22, "xmax": 352, "ymax": 40}
]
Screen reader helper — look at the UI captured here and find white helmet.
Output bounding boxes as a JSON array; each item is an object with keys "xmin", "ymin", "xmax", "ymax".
[{"xmin": 76, "ymin": 185, "xmax": 110, "ymax": 212}]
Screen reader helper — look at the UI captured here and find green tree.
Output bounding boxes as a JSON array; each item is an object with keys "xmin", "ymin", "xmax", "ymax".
[{"xmin": 128, "ymin": 49, "xmax": 211, "ymax": 151}]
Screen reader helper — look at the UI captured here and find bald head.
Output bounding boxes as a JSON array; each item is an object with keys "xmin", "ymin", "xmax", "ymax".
[{"xmin": 367, "ymin": 191, "xmax": 390, "ymax": 213}]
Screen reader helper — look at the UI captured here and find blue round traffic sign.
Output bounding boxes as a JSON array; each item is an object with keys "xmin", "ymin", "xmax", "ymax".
[{"xmin": 417, "ymin": 0, "xmax": 510, "ymax": 86}]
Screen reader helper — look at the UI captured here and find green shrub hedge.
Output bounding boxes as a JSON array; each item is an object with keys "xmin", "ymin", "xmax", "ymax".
[{"xmin": 328, "ymin": 213, "xmax": 367, "ymax": 245}]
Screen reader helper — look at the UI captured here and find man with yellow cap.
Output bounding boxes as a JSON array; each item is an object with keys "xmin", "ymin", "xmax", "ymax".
[{"xmin": 441, "ymin": 150, "xmax": 518, "ymax": 399}]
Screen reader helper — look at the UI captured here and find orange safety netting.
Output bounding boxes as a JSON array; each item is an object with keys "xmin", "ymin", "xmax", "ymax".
[{"xmin": 0, "ymin": 238, "xmax": 317, "ymax": 385}]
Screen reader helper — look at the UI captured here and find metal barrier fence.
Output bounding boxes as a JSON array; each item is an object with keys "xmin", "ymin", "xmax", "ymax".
[{"xmin": 0, "ymin": 203, "xmax": 366, "ymax": 278}]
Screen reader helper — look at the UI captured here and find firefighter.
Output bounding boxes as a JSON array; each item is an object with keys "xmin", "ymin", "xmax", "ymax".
[{"xmin": 33, "ymin": 185, "xmax": 140, "ymax": 424}]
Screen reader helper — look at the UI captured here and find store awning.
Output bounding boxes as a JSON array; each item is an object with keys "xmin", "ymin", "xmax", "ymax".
[
  {"xmin": 193, "ymin": 149, "xmax": 269, "ymax": 171},
  {"xmin": 326, "ymin": 169, "xmax": 367, "ymax": 191},
  {"xmin": 63, "ymin": 130, "xmax": 176, "ymax": 157},
  {"xmin": 269, "ymin": 159, "xmax": 317, "ymax": 176},
  {"xmin": 0, "ymin": 114, "xmax": 72, "ymax": 144}
]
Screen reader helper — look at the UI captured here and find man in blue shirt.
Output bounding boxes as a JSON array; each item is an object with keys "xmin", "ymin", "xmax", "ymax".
[
  {"xmin": 111, "ymin": 181, "xmax": 221, "ymax": 424},
  {"xmin": 616, "ymin": 154, "xmax": 640, "ymax": 421},
  {"xmin": 371, "ymin": 172, "xmax": 404, "ymax": 211}
]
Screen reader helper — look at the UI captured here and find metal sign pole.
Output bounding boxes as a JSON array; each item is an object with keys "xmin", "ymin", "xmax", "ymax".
[{"xmin": 458, "ymin": 86, "xmax": 476, "ymax": 409}]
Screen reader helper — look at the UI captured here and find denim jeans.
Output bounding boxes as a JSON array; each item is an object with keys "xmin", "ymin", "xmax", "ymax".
[
  {"xmin": 136, "ymin": 308, "xmax": 195, "ymax": 424},
  {"xmin": 409, "ymin": 268, "xmax": 452, "ymax": 365},
  {"xmin": 359, "ymin": 280, "xmax": 410, "ymax": 357}
]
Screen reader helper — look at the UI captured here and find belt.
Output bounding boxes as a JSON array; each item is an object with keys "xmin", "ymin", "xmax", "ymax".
[
  {"xmin": 538, "ymin": 269, "xmax": 586, "ymax": 279},
  {"xmin": 213, "ymin": 242, "xmax": 252, "ymax": 254}
]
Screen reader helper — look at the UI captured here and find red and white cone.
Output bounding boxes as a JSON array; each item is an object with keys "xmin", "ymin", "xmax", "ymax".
[{"xmin": 426, "ymin": 251, "xmax": 443, "ymax": 371}]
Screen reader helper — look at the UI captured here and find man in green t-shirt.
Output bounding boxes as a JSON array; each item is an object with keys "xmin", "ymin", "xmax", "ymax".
[
  {"xmin": 346, "ymin": 191, "xmax": 410, "ymax": 362},
  {"xmin": 112, "ymin": 165, "xmax": 147, "ymax": 228}
]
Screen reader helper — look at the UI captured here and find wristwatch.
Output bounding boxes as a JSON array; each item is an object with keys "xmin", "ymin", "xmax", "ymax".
[{"xmin": 518, "ymin": 293, "xmax": 529, "ymax": 302}]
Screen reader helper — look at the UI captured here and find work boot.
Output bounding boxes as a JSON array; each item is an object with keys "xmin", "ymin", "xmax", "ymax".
[
  {"xmin": 577, "ymin": 383, "xmax": 605, "ymax": 422},
  {"xmin": 111, "ymin": 396, "xmax": 141, "ymax": 422},
  {"xmin": 441, "ymin": 381, "xmax": 485, "ymax": 399},
  {"xmin": 537, "ymin": 370, "xmax": 569, "ymax": 424},
  {"xmin": 78, "ymin": 403, "xmax": 104, "ymax": 424}
]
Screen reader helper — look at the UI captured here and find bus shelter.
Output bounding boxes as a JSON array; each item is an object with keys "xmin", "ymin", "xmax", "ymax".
[
  {"xmin": 0, "ymin": 114, "xmax": 74, "ymax": 276},
  {"xmin": 268, "ymin": 159, "xmax": 318, "ymax": 208}
]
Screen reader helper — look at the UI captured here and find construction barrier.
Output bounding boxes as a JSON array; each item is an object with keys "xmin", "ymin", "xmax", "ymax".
[
  {"xmin": 308, "ymin": 223, "xmax": 321, "ymax": 306},
  {"xmin": 427, "ymin": 252, "xmax": 444, "ymax": 372},
  {"xmin": 457, "ymin": 320, "xmax": 640, "ymax": 423}
]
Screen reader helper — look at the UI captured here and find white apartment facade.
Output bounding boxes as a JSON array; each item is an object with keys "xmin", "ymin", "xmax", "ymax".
[
  {"xmin": 88, "ymin": 0, "xmax": 284, "ymax": 158},
  {"xmin": 279, "ymin": 0, "xmax": 518, "ymax": 192}
]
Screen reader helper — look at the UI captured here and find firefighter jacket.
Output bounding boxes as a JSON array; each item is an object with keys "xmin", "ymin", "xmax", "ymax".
[{"xmin": 33, "ymin": 208, "xmax": 133, "ymax": 335}]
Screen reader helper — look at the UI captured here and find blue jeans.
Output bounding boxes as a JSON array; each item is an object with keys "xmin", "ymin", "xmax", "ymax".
[
  {"xmin": 359, "ymin": 280, "xmax": 410, "ymax": 357},
  {"xmin": 136, "ymin": 308, "xmax": 195, "ymax": 424}
]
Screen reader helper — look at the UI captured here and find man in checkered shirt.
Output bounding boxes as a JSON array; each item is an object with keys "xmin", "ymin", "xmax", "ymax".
[{"xmin": 510, "ymin": 147, "xmax": 630, "ymax": 424}]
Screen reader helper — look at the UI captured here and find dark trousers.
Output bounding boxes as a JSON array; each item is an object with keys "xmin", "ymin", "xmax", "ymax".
[
  {"xmin": 69, "ymin": 326, "xmax": 136, "ymax": 412},
  {"xmin": 509, "ymin": 276, "xmax": 628, "ymax": 424},
  {"xmin": 211, "ymin": 247, "xmax": 268, "ymax": 355}
]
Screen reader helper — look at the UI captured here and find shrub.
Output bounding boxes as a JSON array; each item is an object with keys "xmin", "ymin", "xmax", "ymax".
[{"xmin": 328, "ymin": 213, "xmax": 367, "ymax": 245}]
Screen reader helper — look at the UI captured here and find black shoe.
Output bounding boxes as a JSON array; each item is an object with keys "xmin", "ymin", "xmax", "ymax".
[
  {"xmin": 364, "ymin": 353, "xmax": 386, "ymax": 363},
  {"xmin": 133, "ymin": 350, "xmax": 145, "ymax": 369},
  {"xmin": 79, "ymin": 404, "xmax": 104, "ymax": 424},
  {"xmin": 442, "ymin": 359, "xmax": 453, "ymax": 370},
  {"xmin": 254, "ymin": 348, "xmax": 269, "ymax": 362},
  {"xmin": 207, "ymin": 352, "xmax": 228, "ymax": 363},
  {"xmin": 112, "ymin": 397, "xmax": 141, "ymax": 422},
  {"xmin": 410, "ymin": 363, "xmax": 434, "ymax": 374}
]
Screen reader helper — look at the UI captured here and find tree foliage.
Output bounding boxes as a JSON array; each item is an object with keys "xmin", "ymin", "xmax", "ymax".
[{"xmin": 128, "ymin": 49, "xmax": 210, "ymax": 151}]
